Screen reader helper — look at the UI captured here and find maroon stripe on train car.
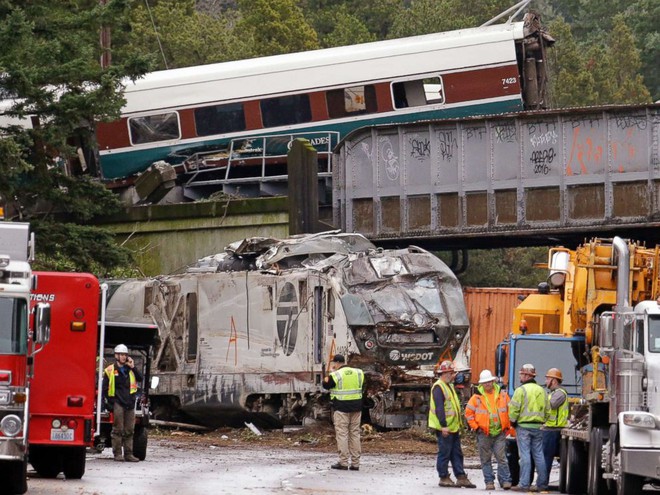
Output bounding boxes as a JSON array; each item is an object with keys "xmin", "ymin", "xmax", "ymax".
[
  {"xmin": 310, "ymin": 91, "xmax": 329, "ymax": 121},
  {"xmin": 179, "ymin": 109, "xmax": 196, "ymax": 139},
  {"xmin": 443, "ymin": 64, "xmax": 521, "ymax": 104},
  {"xmin": 96, "ymin": 119, "xmax": 130, "ymax": 150},
  {"xmin": 243, "ymin": 100, "xmax": 262, "ymax": 130},
  {"xmin": 374, "ymin": 82, "xmax": 394, "ymax": 112}
]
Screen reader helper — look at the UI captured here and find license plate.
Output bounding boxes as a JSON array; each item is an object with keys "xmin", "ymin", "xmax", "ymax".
[{"xmin": 50, "ymin": 429, "xmax": 74, "ymax": 441}]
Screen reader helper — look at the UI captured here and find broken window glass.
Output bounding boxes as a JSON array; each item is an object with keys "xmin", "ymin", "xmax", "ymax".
[
  {"xmin": 327, "ymin": 85, "xmax": 377, "ymax": 118},
  {"xmin": 405, "ymin": 278, "xmax": 443, "ymax": 314},
  {"xmin": 128, "ymin": 112, "xmax": 180, "ymax": 145},
  {"xmin": 340, "ymin": 293, "xmax": 374, "ymax": 326},
  {"xmin": 369, "ymin": 257, "xmax": 408, "ymax": 278},
  {"xmin": 392, "ymin": 75, "xmax": 444, "ymax": 109}
]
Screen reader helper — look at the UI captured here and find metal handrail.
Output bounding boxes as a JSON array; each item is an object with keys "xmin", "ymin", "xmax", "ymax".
[{"xmin": 182, "ymin": 131, "xmax": 338, "ymax": 188}]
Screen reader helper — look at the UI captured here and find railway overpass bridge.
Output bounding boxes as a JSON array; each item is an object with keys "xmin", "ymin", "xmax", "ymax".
[{"xmin": 332, "ymin": 103, "xmax": 660, "ymax": 250}]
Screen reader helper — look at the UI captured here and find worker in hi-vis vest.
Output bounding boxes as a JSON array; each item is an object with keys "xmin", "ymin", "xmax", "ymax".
[
  {"xmin": 429, "ymin": 360, "xmax": 476, "ymax": 488},
  {"xmin": 323, "ymin": 354, "xmax": 364, "ymax": 471},
  {"xmin": 103, "ymin": 343, "xmax": 142, "ymax": 462},
  {"xmin": 508, "ymin": 363, "xmax": 550, "ymax": 491},
  {"xmin": 542, "ymin": 367, "xmax": 569, "ymax": 484}
]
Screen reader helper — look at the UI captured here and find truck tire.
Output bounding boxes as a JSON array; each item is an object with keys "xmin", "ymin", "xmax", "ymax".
[
  {"xmin": 62, "ymin": 447, "xmax": 86, "ymax": 479},
  {"xmin": 5, "ymin": 459, "xmax": 28, "ymax": 494},
  {"xmin": 616, "ymin": 472, "xmax": 644, "ymax": 495},
  {"xmin": 29, "ymin": 446, "xmax": 62, "ymax": 478},
  {"xmin": 558, "ymin": 436, "xmax": 567, "ymax": 493},
  {"xmin": 565, "ymin": 438, "xmax": 587, "ymax": 494},
  {"xmin": 587, "ymin": 427, "xmax": 612, "ymax": 495},
  {"xmin": 133, "ymin": 425, "xmax": 148, "ymax": 461}
]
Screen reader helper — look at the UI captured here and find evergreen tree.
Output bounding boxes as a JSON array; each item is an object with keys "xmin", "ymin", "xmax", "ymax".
[
  {"xmin": 605, "ymin": 14, "xmax": 652, "ymax": 104},
  {"xmin": 318, "ymin": 5, "xmax": 376, "ymax": 48},
  {"xmin": 455, "ymin": 247, "xmax": 548, "ymax": 288},
  {"xmin": 547, "ymin": 18, "xmax": 598, "ymax": 107},
  {"xmin": 236, "ymin": 0, "xmax": 319, "ymax": 57},
  {"xmin": 0, "ymin": 0, "xmax": 149, "ymax": 274},
  {"xmin": 126, "ymin": 0, "xmax": 251, "ymax": 70}
]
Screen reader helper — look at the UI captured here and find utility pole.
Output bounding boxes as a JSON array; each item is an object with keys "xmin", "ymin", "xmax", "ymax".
[{"xmin": 99, "ymin": 0, "xmax": 111, "ymax": 68}]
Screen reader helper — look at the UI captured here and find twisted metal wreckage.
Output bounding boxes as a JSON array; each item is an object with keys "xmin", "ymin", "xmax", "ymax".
[{"xmin": 105, "ymin": 232, "xmax": 470, "ymax": 428}]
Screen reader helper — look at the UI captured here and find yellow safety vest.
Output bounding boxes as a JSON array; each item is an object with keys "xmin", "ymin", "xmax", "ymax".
[
  {"xmin": 429, "ymin": 379, "xmax": 463, "ymax": 432},
  {"xmin": 509, "ymin": 381, "xmax": 548, "ymax": 426},
  {"xmin": 104, "ymin": 364, "xmax": 138, "ymax": 397},
  {"xmin": 330, "ymin": 367, "xmax": 364, "ymax": 401},
  {"xmin": 545, "ymin": 387, "xmax": 569, "ymax": 428}
]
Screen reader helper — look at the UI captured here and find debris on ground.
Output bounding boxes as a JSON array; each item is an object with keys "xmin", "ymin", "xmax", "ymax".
[{"xmin": 151, "ymin": 423, "xmax": 478, "ymax": 457}]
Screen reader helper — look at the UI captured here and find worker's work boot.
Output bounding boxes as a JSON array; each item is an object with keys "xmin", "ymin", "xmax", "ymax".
[
  {"xmin": 456, "ymin": 475, "xmax": 476, "ymax": 488},
  {"xmin": 438, "ymin": 476, "xmax": 455, "ymax": 487},
  {"xmin": 123, "ymin": 436, "xmax": 139, "ymax": 462},
  {"xmin": 111, "ymin": 437, "xmax": 123, "ymax": 461},
  {"xmin": 485, "ymin": 482, "xmax": 496, "ymax": 490},
  {"xmin": 123, "ymin": 447, "xmax": 139, "ymax": 462}
]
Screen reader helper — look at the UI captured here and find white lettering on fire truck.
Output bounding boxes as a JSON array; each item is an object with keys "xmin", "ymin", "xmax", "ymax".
[{"xmin": 31, "ymin": 293, "xmax": 55, "ymax": 302}]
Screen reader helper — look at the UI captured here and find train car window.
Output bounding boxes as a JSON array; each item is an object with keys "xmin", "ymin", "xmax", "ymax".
[
  {"xmin": 194, "ymin": 102, "xmax": 246, "ymax": 136},
  {"xmin": 392, "ymin": 76, "xmax": 444, "ymax": 109},
  {"xmin": 260, "ymin": 94, "xmax": 312, "ymax": 127},
  {"xmin": 128, "ymin": 112, "xmax": 180, "ymax": 145},
  {"xmin": 186, "ymin": 292, "xmax": 198, "ymax": 361},
  {"xmin": 327, "ymin": 85, "xmax": 377, "ymax": 118}
]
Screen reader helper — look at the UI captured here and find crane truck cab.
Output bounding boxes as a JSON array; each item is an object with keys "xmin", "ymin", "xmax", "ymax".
[{"xmin": 497, "ymin": 237, "xmax": 660, "ymax": 494}]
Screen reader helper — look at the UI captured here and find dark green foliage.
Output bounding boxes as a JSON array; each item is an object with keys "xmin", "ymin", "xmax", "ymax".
[
  {"xmin": 452, "ymin": 247, "xmax": 549, "ymax": 289},
  {"xmin": 0, "ymin": 0, "xmax": 149, "ymax": 275},
  {"xmin": 545, "ymin": 0, "xmax": 658, "ymax": 101}
]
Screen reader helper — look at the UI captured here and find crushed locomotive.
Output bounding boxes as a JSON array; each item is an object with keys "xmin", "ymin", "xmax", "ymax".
[{"xmin": 105, "ymin": 232, "xmax": 469, "ymax": 428}]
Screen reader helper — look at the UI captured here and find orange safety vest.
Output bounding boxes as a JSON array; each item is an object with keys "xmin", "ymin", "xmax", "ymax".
[{"xmin": 465, "ymin": 384, "xmax": 511, "ymax": 436}]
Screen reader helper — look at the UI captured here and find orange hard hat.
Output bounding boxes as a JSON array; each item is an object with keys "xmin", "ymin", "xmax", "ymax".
[{"xmin": 545, "ymin": 368, "xmax": 563, "ymax": 382}]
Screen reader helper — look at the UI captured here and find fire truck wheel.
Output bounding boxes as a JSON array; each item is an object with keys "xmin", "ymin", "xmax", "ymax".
[
  {"xmin": 62, "ymin": 447, "xmax": 86, "ymax": 480},
  {"xmin": 565, "ymin": 438, "xmax": 587, "ymax": 494},
  {"xmin": 29, "ymin": 446, "xmax": 62, "ymax": 478},
  {"xmin": 133, "ymin": 425, "xmax": 148, "ymax": 461},
  {"xmin": 4, "ymin": 459, "xmax": 27, "ymax": 494}
]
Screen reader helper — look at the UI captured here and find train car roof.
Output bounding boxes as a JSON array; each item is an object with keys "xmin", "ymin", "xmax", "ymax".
[{"xmin": 122, "ymin": 21, "xmax": 525, "ymax": 115}]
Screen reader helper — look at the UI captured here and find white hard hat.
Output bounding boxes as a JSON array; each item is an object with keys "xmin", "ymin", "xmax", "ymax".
[
  {"xmin": 520, "ymin": 363, "xmax": 536, "ymax": 376},
  {"xmin": 114, "ymin": 344, "xmax": 129, "ymax": 354},
  {"xmin": 478, "ymin": 369, "xmax": 496, "ymax": 384}
]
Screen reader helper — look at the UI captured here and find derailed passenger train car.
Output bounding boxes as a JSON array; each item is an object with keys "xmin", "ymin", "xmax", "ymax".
[{"xmin": 105, "ymin": 232, "xmax": 469, "ymax": 429}]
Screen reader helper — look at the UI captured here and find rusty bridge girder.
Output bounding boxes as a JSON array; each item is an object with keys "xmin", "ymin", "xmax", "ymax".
[{"xmin": 333, "ymin": 104, "xmax": 660, "ymax": 249}]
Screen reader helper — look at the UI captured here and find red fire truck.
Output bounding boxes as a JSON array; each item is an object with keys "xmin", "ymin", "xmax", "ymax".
[
  {"xmin": 0, "ymin": 223, "xmax": 50, "ymax": 495},
  {"xmin": 28, "ymin": 271, "xmax": 102, "ymax": 480}
]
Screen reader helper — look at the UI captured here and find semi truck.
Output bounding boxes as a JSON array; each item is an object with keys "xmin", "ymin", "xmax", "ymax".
[
  {"xmin": 496, "ymin": 237, "xmax": 660, "ymax": 494},
  {"xmin": 0, "ymin": 223, "xmax": 50, "ymax": 494}
]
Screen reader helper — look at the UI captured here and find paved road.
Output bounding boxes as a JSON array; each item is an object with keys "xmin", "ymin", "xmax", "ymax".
[
  {"xmin": 32, "ymin": 437, "xmax": 656, "ymax": 494},
  {"xmin": 25, "ymin": 437, "xmax": 510, "ymax": 495}
]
